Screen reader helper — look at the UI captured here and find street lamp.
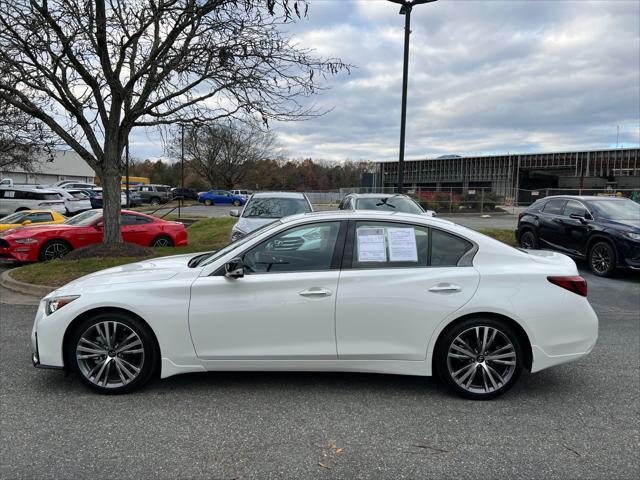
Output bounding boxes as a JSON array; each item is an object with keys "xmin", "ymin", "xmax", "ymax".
[{"xmin": 388, "ymin": 0, "xmax": 437, "ymax": 194}]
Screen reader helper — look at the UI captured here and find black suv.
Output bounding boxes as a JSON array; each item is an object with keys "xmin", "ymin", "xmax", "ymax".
[
  {"xmin": 516, "ymin": 195, "xmax": 640, "ymax": 276},
  {"xmin": 171, "ymin": 187, "xmax": 198, "ymax": 201}
]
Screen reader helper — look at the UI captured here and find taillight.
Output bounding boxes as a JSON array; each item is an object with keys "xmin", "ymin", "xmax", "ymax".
[
  {"xmin": 518, "ymin": 212, "xmax": 525, "ymax": 221},
  {"xmin": 547, "ymin": 276, "xmax": 587, "ymax": 297}
]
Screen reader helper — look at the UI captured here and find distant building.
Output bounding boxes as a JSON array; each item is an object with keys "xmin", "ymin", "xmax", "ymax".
[
  {"xmin": 0, "ymin": 149, "xmax": 96, "ymax": 185},
  {"xmin": 373, "ymin": 148, "xmax": 640, "ymax": 201}
]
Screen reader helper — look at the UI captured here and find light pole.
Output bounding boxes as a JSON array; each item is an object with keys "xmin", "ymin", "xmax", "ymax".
[
  {"xmin": 388, "ymin": 0, "xmax": 437, "ymax": 194},
  {"xmin": 125, "ymin": 137, "xmax": 130, "ymax": 208}
]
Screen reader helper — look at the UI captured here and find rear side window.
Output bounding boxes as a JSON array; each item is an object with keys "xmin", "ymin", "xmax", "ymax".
[
  {"xmin": 352, "ymin": 221, "xmax": 430, "ymax": 269},
  {"xmin": 122, "ymin": 214, "xmax": 152, "ymax": 225},
  {"xmin": 26, "ymin": 212, "xmax": 53, "ymax": 223},
  {"xmin": 542, "ymin": 199, "xmax": 566, "ymax": 214},
  {"xmin": 431, "ymin": 229, "xmax": 473, "ymax": 267}
]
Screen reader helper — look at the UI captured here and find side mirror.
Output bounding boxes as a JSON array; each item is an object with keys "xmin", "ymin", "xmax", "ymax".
[
  {"xmin": 22, "ymin": 220, "xmax": 32, "ymax": 225},
  {"xmin": 229, "ymin": 209, "xmax": 240, "ymax": 217},
  {"xmin": 224, "ymin": 257, "xmax": 244, "ymax": 279},
  {"xmin": 569, "ymin": 213, "xmax": 588, "ymax": 223},
  {"xmin": 95, "ymin": 222, "xmax": 104, "ymax": 230}
]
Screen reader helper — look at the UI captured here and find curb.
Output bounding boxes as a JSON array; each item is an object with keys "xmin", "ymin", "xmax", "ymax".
[{"xmin": 0, "ymin": 269, "xmax": 56, "ymax": 298}]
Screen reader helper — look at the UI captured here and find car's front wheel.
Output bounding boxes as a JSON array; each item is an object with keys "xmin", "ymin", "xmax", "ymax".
[
  {"xmin": 435, "ymin": 318, "xmax": 524, "ymax": 400},
  {"xmin": 150, "ymin": 197, "xmax": 161, "ymax": 206},
  {"xmin": 588, "ymin": 241, "xmax": 616, "ymax": 277},
  {"xmin": 204, "ymin": 199, "xmax": 213, "ymax": 206},
  {"xmin": 233, "ymin": 200, "xmax": 241, "ymax": 206},
  {"xmin": 38, "ymin": 240, "xmax": 72, "ymax": 262},
  {"xmin": 67, "ymin": 311, "xmax": 158, "ymax": 394}
]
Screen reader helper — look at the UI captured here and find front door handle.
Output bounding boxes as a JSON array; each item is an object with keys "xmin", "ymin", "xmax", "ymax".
[
  {"xmin": 299, "ymin": 287, "xmax": 332, "ymax": 298},
  {"xmin": 429, "ymin": 283, "xmax": 462, "ymax": 293}
]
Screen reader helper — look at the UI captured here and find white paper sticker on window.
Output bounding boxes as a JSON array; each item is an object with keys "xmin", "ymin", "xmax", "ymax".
[
  {"xmin": 387, "ymin": 227, "xmax": 418, "ymax": 262},
  {"xmin": 357, "ymin": 227, "xmax": 387, "ymax": 262}
]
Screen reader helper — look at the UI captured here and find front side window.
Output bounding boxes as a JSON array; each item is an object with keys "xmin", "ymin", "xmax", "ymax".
[
  {"xmin": 243, "ymin": 222, "xmax": 341, "ymax": 274},
  {"xmin": 26, "ymin": 212, "xmax": 54, "ymax": 223},
  {"xmin": 64, "ymin": 209, "xmax": 102, "ymax": 226},
  {"xmin": 352, "ymin": 221, "xmax": 429, "ymax": 269},
  {"xmin": 563, "ymin": 200, "xmax": 588, "ymax": 217}
]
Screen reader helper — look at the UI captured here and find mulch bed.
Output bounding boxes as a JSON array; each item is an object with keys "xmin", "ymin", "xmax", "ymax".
[{"xmin": 62, "ymin": 243, "xmax": 153, "ymax": 261}]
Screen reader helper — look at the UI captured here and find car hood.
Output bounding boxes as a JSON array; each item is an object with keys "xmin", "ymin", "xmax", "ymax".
[
  {"xmin": 55, "ymin": 253, "xmax": 197, "ymax": 292},
  {"xmin": 234, "ymin": 217, "xmax": 278, "ymax": 234},
  {"xmin": 0, "ymin": 224, "xmax": 78, "ymax": 238},
  {"xmin": 599, "ymin": 218, "xmax": 640, "ymax": 231}
]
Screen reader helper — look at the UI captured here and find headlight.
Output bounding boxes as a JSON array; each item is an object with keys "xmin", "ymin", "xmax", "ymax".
[
  {"xmin": 46, "ymin": 295, "xmax": 80, "ymax": 315},
  {"xmin": 624, "ymin": 232, "xmax": 640, "ymax": 241},
  {"xmin": 14, "ymin": 238, "xmax": 38, "ymax": 244}
]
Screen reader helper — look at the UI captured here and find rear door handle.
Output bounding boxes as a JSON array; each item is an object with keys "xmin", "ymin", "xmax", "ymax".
[
  {"xmin": 429, "ymin": 283, "xmax": 462, "ymax": 293},
  {"xmin": 299, "ymin": 287, "xmax": 332, "ymax": 298}
]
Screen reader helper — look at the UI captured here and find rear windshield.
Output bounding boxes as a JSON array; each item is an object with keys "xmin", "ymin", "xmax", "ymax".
[
  {"xmin": 588, "ymin": 198, "xmax": 640, "ymax": 220},
  {"xmin": 356, "ymin": 196, "xmax": 424, "ymax": 214},
  {"xmin": 243, "ymin": 197, "xmax": 311, "ymax": 218}
]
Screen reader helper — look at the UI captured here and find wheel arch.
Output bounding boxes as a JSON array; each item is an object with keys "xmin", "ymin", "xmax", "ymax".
[
  {"xmin": 586, "ymin": 233, "xmax": 617, "ymax": 257},
  {"xmin": 39, "ymin": 238, "xmax": 74, "ymax": 259},
  {"xmin": 61, "ymin": 306, "xmax": 162, "ymax": 374},
  {"xmin": 431, "ymin": 311, "xmax": 533, "ymax": 374}
]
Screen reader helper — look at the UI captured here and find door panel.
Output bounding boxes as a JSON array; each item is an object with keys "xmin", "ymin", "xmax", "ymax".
[
  {"xmin": 336, "ymin": 267, "xmax": 479, "ymax": 360},
  {"xmin": 188, "ymin": 272, "xmax": 339, "ymax": 359}
]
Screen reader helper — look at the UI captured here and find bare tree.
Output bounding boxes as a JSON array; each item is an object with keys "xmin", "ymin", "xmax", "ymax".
[
  {"xmin": 0, "ymin": 97, "xmax": 56, "ymax": 172},
  {"xmin": 182, "ymin": 121, "xmax": 274, "ymax": 189},
  {"xmin": 0, "ymin": 0, "xmax": 349, "ymax": 243}
]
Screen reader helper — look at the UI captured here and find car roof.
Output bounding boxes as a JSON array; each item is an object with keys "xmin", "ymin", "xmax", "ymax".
[
  {"xmin": 281, "ymin": 209, "xmax": 455, "ymax": 226},
  {"xmin": 5, "ymin": 186, "xmax": 61, "ymax": 193},
  {"xmin": 536, "ymin": 195, "xmax": 630, "ymax": 202},
  {"xmin": 251, "ymin": 191, "xmax": 308, "ymax": 199},
  {"xmin": 346, "ymin": 193, "xmax": 412, "ymax": 199}
]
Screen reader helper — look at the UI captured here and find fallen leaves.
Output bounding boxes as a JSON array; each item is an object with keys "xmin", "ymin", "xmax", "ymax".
[{"xmin": 318, "ymin": 463, "xmax": 331, "ymax": 470}]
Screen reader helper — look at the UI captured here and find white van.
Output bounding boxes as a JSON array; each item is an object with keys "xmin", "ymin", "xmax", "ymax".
[{"xmin": 0, "ymin": 187, "xmax": 66, "ymax": 216}]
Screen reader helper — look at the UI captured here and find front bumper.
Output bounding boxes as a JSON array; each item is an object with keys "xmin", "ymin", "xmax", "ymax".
[
  {"xmin": 0, "ymin": 241, "xmax": 39, "ymax": 262},
  {"xmin": 31, "ymin": 331, "xmax": 64, "ymax": 370}
]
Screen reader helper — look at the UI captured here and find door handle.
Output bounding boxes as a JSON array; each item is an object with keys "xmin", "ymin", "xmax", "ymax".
[
  {"xmin": 429, "ymin": 283, "xmax": 462, "ymax": 293},
  {"xmin": 553, "ymin": 218, "xmax": 564, "ymax": 224},
  {"xmin": 299, "ymin": 287, "xmax": 332, "ymax": 297}
]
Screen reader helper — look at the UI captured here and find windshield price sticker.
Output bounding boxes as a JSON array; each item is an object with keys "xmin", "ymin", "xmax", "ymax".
[
  {"xmin": 387, "ymin": 227, "xmax": 418, "ymax": 262},
  {"xmin": 357, "ymin": 227, "xmax": 387, "ymax": 262}
]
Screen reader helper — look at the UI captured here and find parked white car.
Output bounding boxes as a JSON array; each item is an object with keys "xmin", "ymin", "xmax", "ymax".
[
  {"xmin": 230, "ymin": 189, "xmax": 252, "ymax": 199},
  {"xmin": 229, "ymin": 191, "xmax": 313, "ymax": 242},
  {"xmin": 44, "ymin": 188, "xmax": 92, "ymax": 214},
  {"xmin": 0, "ymin": 186, "xmax": 66, "ymax": 215},
  {"xmin": 53, "ymin": 180, "xmax": 97, "ymax": 189},
  {"xmin": 31, "ymin": 210, "xmax": 597, "ymax": 398},
  {"xmin": 339, "ymin": 193, "xmax": 436, "ymax": 217}
]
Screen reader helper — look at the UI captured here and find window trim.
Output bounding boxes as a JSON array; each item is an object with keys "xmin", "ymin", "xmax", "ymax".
[
  {"xmin": 342, "ymin": 219, "xmax": 477, "ymax": 270},
  {"xmin": 541, "ymin": 198, "xmax": 567, "ymax": 215},
  {"xmin": 213, "ymin": 219, "xmax": 348, "ymax": 276},
  {"xmin": 562, "ymin": 199, "xmax": 592, "ymax": 219}
]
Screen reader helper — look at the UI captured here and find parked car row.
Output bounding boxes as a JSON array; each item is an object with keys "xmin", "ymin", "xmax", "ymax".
[{"xmin": 0, "ymin": 209, "xmax": 187, "ymax": 262}]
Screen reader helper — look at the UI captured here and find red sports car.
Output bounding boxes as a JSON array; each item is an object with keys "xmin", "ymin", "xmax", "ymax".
[{"xmin": 0, "ymin": 209, "xmax": 188, "ymax": 262}]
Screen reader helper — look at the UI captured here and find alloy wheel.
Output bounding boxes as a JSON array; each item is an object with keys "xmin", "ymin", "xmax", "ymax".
[
  {"xmin": 43, "ymin": 242, "xmax": 70, "ymax": 261},
  {"xmin": 75, "ymin": 321, "xmax": 145, "ymax": 389},
  {"xmin": 152, "ymin": 237, "xmax": 171, "ymax": 247},
  {"xmin": 446, "ymin": 326, "xmax": 517, "ymax": 395},
  {"xmin": 520, "ymin": 232, "xmax": 535, "ymax": 249},
  {"xmin": 590, "ymin": 244, "xmax": 612, "ymax": 275}
]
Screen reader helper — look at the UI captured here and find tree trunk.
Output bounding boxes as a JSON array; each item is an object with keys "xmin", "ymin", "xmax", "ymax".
[{"xmin": 101, "ymin": 161, "xmax": 123, "ymax": 244}]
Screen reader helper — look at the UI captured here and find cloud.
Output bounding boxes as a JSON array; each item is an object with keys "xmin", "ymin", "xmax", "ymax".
[{"xmin": 131, "ymin": 0, "xmax": 640, "ymax": 162}]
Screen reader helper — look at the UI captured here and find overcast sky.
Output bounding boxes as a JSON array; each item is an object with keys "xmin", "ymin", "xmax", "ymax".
[{"xmin": 131, "ymin": 0, "xmax": 640, "ymax": 162}]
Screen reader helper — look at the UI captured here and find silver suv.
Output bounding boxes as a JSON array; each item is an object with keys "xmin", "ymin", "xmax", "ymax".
[{"xmin": 134, "ymin": 185, "xmax": 172, "ymax": 205}]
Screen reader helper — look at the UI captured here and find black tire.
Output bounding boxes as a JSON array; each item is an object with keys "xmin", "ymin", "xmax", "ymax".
[
  {"xmin": 38, "ymin": 239, "xmax": 72, "ymax": 262},
  {"xmin": 151, "ymin": 235, "xmax": 174, "ymax": 248},
  {"xmin": 519, "ymin": 229, "xmax": 538, "ymax": 249},
  {"xmin": 435, "ymin": 317, "xmax": 524, "ymax": 400},
  {"xmin": 204, "ymin": 199, "xmax": 213, "ymax": 206},
  {"xmin": 66, "ymin": 311, "xmax": 159, "ymax": 394},
  {"xmin": 150, "ymin": 197, "xmax": 161, "ymax": 206},
  {"xmin": 588, "ymin": 240, "xmax": 616, "ymax": 277},
  {"xmin": 233, "ymin": 200, "xmax": 241, "ymax": 206}
]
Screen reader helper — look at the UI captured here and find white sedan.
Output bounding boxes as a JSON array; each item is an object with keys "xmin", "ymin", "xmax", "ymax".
[{"xmin": 31, "ymin": 211, "xmax": 598, "ymax": 399}]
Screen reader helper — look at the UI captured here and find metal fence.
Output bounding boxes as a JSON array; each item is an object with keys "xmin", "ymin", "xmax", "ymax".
[{"xmin": 302, "ymin": 186, "xmax": 640, "ymax": 215}]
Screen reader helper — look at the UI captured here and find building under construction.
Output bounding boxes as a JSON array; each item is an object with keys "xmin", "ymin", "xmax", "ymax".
[{"xmin": 371, "ymin": 148, "xmax": 640, "ymax": 201}]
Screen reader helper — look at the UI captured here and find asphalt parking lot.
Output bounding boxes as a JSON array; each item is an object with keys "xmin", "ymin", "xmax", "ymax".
[{"xmin": 0, "ymin": 265, "xmax": 638, "ymax": 479}]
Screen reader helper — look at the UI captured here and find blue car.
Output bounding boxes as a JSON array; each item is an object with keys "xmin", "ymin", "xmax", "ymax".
[{"xmin": 198, "ymin": 190, "xmax": 246, "ymax": 206}]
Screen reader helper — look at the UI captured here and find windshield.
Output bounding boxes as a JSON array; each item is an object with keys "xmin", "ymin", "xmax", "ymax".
[
  {"xmin": 356, "ymin": 196, "xmax": 425, "ymax": 214},
  {"xmin": 64, "ymin": 209, "xmax": 102, "ymax": 226},
  {"xmin": 0, "ymin": 212, "xmax": 28, "ymax": 223},
  {"xmin": 195, "ymin": 220, "xmax": 282, "ymax": 267},
  {"xmin": 242, "ymin": 197, "xmax": 311, "ymax": 218},
  {"xmin": 589, "ymin": 199, "xmax": 640, "ymax": 221}
]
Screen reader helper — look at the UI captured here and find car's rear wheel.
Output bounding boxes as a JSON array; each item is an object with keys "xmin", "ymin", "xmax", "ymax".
[
  {"xmin": 519, "ymin": 230, "xmax": 538, "ymax": 249},
  {"xmin": 435, "ymin": 318, "xmax": 524, "ymax": 400},
  {"xmin": 151, "ymin": 235, "xmax": 174, "ymax": 247},
  {"xmin": 204, "ymin": 199, "xmax": 213, "ymax": 206},
  {"xmin": 233, "ymin": 200, "xmax": 241, "ymax": 206},
  {"xmin": 38, "ymin": 240, "xmax": 72, "ymax": 262},
  {"xmin": 67, "ymin": 311, "xmax": 158, "ymax": 394},
  {"xmin": 150, "ymin": 197, "xmax": 161, "ymax": 206},
  {"xmin": 588, "ymin": 241, "xmax": 616, "ymax": 277}
]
